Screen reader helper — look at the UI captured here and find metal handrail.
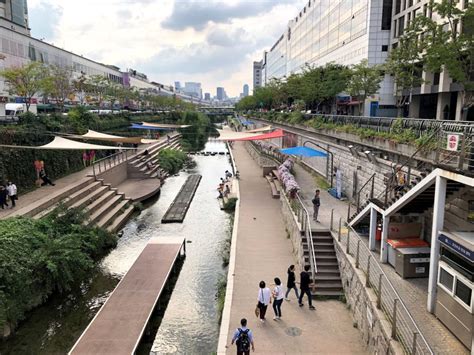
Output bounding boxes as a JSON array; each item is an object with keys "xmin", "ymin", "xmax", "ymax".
[
  {"xmin": 333, "ymin": 218, "xmax": 433, "ymax": 354},
  {"xmin": 295, "ymin": 193, "xmax": 317, "ymax": 281},
  {"xmin": 357, "ymin": 173, "xmax": 376, "ymax": 211},
  {"xmin": 91, "ymin": 150, "xmax": 130, "ymax": 177}
]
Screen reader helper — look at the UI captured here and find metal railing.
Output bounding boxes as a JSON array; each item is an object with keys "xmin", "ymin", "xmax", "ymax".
[
  {"xmin": 331, "ymin": 213, "xmax": 433, "ymax": 355},
  {"xmin": 289, "ymin": 193, "xmax": 318, "ymax": 283},
  {"xmin": 91, "ymin": 150, "xmax": 131, "ymax": 177},
  {"xmin": 249, "ymin": 141, "xmax": 285, "ymax": 164}
]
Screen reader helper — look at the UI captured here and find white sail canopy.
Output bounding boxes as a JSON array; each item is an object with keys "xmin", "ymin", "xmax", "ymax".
[{"xmin": 0, "ymin": 136, "xmax": 136, "ymax": 150}]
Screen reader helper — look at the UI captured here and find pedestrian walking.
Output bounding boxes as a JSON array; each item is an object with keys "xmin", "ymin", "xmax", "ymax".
[
  {"xmin": 0, "ymin": 185, "xmax": 8, "ymax": 209},
  {"xmin": 272, "ymin": 277, "xmax": 284, "ymax": 320},
  {"xmin": 285, "ymin": 265, "xmax": 300, "ymax": 301},
  {"xmin": 230, "ymin": 318, "xmax": 255, "ymax": 355},
  {"xmin": 312, "ymin": 189, "xmax": 321, "ymax": 222},
  {"xmin": 39, "ymin": 168, "xmax": 55, "ymax": 186},
  {"xmin": 256, "ymin": 281, "xmax": 271, "ymax": 323},
  {"xmin": 298, "ymin": 265, "xmax": 315, "ymax": 310},
  {"xmin": 82, "ymin": 151, "xmax": 89, "ymax": 167},
  {"xmin": 6, "ymin": 181, "xmax": 17, "ymax": 208}
]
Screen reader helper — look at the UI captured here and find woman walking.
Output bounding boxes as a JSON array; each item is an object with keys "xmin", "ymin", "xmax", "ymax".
[
  {"xmin": 285, "ymin": 265, "xmax": 299, "ymax": 301},
  {"xmin": 272, "ymin": 277, "xmax": 284, "ymax": 320},
  {"xmin": 257, "ymin": 281, "xmax": 271, "ymax": 323}
]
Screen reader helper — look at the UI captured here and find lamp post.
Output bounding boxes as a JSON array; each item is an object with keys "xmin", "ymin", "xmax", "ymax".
[{"xmin": 303, "ymin": 140, "xmax": 334, "ymax": 188}]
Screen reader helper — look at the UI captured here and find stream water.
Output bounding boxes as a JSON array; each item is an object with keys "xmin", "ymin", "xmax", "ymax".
[{"xmin": 0, "ymin": 140, "xmax": 232, "ymax": 354}]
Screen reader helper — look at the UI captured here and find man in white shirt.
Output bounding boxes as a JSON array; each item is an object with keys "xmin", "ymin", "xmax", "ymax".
[{"xmin": 7, "ymin": 181, "xmax": 17, "ymax": 208}]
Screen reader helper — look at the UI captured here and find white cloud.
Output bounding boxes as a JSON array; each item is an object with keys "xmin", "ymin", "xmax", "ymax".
[{"xmin": 28, "ymin": 0, "xmax": 305, "ymax": 96}]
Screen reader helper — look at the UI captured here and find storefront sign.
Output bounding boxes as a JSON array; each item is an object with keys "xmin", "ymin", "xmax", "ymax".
[
  {"xmin": 439, "ymin": 234, "xmax": 474, "ymax": 262},
  {"xmin": 446, "ymin": 134, "xmax": 460, "ymax": 151}
]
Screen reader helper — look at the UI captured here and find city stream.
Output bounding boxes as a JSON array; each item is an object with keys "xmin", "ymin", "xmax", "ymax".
[{"xmin": 0, "ymin": 140, "xmax": 232, "ymax": 354}]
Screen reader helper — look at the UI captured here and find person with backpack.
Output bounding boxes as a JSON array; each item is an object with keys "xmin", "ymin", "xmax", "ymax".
[
  {"xmin": 231, "ymin": 318, "xmax": 254, "ymax": 355},
  {"xmin": 312, "ymin": 189, "xmax": 321, "ymax": 222}
]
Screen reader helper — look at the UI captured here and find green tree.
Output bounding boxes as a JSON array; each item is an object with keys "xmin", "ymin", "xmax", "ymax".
[
  {"xmin": 42, "ymin": 65, "xmax": 74, "ymax": 112},
  {"xmin": 385, "ymin": 16, "xmax": 429, "ymax": 116},
  {"xmin": 424, "ymin": 1, "xmax": 474, "ymax": 119},
  {"xmin": 0, "ymin": 62, "xmax": 48, "ymax": 112},
  {"xmin": 72, "ymin": 72, "xmax": 88, "ymax": 105},
  {"xmin": 87, "ymin": 75, "xmax": 110, "ymax": 108},
  {"xmin": 346, "ymin": 59, "xmax": 383, "ymax": 116}
]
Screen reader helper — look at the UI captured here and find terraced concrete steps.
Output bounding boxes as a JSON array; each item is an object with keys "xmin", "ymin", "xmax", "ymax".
[{"xmin": 88, "ymin": 194, "xmax": 124, "ymax": 224}]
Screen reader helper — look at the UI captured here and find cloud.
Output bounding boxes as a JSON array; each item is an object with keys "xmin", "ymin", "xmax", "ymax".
[
  {"xmin": 26, "ymin": 0, "xmax": 306, "ymax": 96},
  {"xmin": 162, "ymin": 0, "xmax": 294, "ymax": 31}
]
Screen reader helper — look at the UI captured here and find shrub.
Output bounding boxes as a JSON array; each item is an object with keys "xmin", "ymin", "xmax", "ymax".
[
  {"xmin": 157, "ymin": 149, "xmax": 192, "ymax": 174},
  {"xmin": 0, "ymin": 206, "xmax": 116, "ymax": 333}
]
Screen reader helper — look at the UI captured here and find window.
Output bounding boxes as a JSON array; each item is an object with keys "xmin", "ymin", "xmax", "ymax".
[
  {"xmin": 381, "ymin": 0, "xmax": 392, "ymax": 30},
  {"xmin": 398, "ymin": 16, "xmax": 405, "ymax": 37},
  {"xmin": 382, "ymin": 45, "xmax": 388, "ymax": 52},
  {"xmin": 455, "ymin": 279, "xmax": 472, "ymax": 308},
  {"xmin": 433, "ymin": 72, "xmax": 440, "ymax": 85},
  {"xmin": 395, "ymin": 0, "xmax": 401, "ymax": 14},
  {"xmin": 439, "ymin": 267, "xmax": 454, "ymax": 291}
]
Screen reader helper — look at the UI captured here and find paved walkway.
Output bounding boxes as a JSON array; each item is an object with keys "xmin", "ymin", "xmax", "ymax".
[
  {"xmin": 225, "ymin": 142, "xmax": 366, "ymax": 354},
  {"xmin": 292, "ymin": 162, "xmax": 468, "ymax": 354}
]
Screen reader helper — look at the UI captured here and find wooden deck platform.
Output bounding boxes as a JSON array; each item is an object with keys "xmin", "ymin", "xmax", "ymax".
[
  {"xmin": 161, "ymin": 174, "xmax": 202, "ymax": 223},
  {"xmin": 69, "ymin": 237, "xmax": 186, "ymax": 355}
]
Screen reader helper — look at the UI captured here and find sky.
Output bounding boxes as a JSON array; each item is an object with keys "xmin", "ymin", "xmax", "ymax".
[{"xmin": 28, "ymin": 0, "xmax": 306, "ymax": 97}]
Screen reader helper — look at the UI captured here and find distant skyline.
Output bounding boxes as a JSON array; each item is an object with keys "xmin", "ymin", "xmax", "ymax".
[{"xmin": 27, "ymin": 0, "xmax": 306, "ymax": 97}]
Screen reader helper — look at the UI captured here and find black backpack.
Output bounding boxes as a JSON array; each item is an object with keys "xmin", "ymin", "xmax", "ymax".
[{"xmin": 236, "ymin": 328, "xmax": 250, "ymax": 352}]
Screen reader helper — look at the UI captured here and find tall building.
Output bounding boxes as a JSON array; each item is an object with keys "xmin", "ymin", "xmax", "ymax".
[
  {"xmin": 0, "ymin": 0, "xmax": 29, "ymax": 35},
  {"xmin": 261, "ymin": 0, "xmax": 396, "ymax": 116},
  {"xmin": 243, "ymin": 84, "xmax": 249, "ymax": 97},
  {"xmin": 174, "ymin": 81, "xmax": 181, "ymax": 91},
  {"xmin": 253, "ymin": 60, "xmax": 263, "ymax": 91},
  {"xmin": 184, "ymin": 82, "xmax": 202, "ymax": 99},
  {"xmin": 216, "ymin": 87, "xmax": 225, "ymax": 101},
  {"xmin": 204, "ymin": 92, "xmax": 211, "ymax": 101}
]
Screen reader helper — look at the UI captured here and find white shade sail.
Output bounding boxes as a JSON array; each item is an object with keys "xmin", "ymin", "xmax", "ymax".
[
  {"xmin": 246, "ymin": 125, "xmax": 273, "ymax": 133},
  {"xmin": 141, "ymin": 122, "xmax": 191, "ymax": 129},
  {"xmin": 0, "ymin": 136, "xmax": 136, "ymax": 150},
  {"xmin": 74, "ymin": 129, "xmax": 158, "ymax": 144}
]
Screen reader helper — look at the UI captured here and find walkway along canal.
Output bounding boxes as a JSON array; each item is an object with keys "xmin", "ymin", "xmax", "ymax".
[{"xmin": 0, "ymin": 140, "xmax": 233, "ymax": 354}]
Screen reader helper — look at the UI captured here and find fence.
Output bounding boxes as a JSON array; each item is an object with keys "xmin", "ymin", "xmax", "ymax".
[
  {"xmin": 91, "ymin": 150, "xmax": 131, "ymax": 177},
  {"xmin": 330, "ymin": 210, "xmax": 433, "ymax": 355}
]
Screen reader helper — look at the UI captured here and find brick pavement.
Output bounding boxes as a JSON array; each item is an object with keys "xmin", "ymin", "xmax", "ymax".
[
  {"xmin": 292, "ymin": 163, "xmax": 469, "ymax": 354},
  {"xmin": 224, "ymin": 142, "xmax": 366, "ymax": 354}
]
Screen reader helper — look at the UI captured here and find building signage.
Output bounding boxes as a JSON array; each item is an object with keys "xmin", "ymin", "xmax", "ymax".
[
  {"xmin": 439, "ymin": 234, "xmax": 474, "ymax": 262},
  {"xmin": 446, "ymin": 134, "xmax": 460, "ymax": 151}
]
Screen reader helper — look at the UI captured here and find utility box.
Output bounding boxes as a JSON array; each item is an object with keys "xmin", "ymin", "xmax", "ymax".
[{"xmin": 394, "ymin": 247, "xmax": 430, "ymax": 278}]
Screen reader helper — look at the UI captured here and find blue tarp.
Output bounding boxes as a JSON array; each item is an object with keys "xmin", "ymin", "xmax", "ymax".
[
  {"xmin": 241, "ymin": 120, "xmax": 255, "ymax": 125},
  {"xmin": 130, "ymin": 123, "xmax": 170, "ymax": 130},
  {"xmin": 280, "ymin": 146, "xmax": 328, "ymax": 157}
]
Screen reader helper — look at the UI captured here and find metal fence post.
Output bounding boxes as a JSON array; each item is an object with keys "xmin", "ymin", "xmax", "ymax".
[
  {"xmin": 392, "ymin": 299, "xmax": 398, "ymax": 339},
  {"xmin": 458, "ymin": 131, "xmax": 467, "ymax": 170},
  {"xmin": 366, "ymin": 255, "xmax": 371, "ymax": 288},
  {"xmin": 347, "ymin": 204, "xmax": 351, "ymax": 222},
  {"xmin": 338, "ymin": 218, "xmax": 342, "ymax": 242},
  {"xmin": 370, "ymin": 175, "xmax": 375, "ymax": 199},
  {"xmin": 356, "ymin": 240, "xmax": 361, "ymax": 268},
  {"xmin": 411, "ymin": 332, "xmax": 418, "ymax": 355},
  {"xmin": 346, "ymin": 229, "xmax": 350, "ymax": 254},
  {"xmin": 377, "ymin": 274, "xmax": 383, "ymax": 309}
]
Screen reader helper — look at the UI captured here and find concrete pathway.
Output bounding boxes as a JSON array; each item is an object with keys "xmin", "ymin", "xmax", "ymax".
[
  {"xmin": 225, "ymin": 142, "xmax": 366, "ymax": 354},
  {"xmin": 292, "ymin": 161, "xmax": 468, "ymax": 354}
]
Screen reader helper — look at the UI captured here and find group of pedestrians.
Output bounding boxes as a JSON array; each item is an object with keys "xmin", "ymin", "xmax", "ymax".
[
  {"xmin": 256, "ymin": 264, "xmax": 315, "ymax": 324},
  {"xmin": 82, "ymin": 150, "xmax": 96, "ymax": 167},
  {"xmin": 229, "ymin": 264, "xmax": 315, "ymax": 354},
  {"xmin": 217, "ymin": 171, "xmax": 233, "ymax": 199},
  {"xmin": 0, "ymin": 181, "xmax": 17, "ymax": 209}
]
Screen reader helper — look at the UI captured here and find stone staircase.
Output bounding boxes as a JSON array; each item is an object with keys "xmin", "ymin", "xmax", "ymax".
[
  {"xmin": 32, "ymin": 178, "xmax": 134, "ymax": 233},
  {"xmin": 127, "ymin": 135, "xmax": 182, "ymax": 179},
  {"xmin": 302, "ymin": 230, "xmax": 344, "ymax": 298}
]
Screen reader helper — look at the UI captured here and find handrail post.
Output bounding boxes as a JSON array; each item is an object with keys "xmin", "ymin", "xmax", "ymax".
[
  {"xmin": 370, "ymin": 175, "xmax": 375, "ymax": 199},
  {"xmin": 338, "ymin": 218, "xmax": 342, "ymax": 242},
  {"xmin": 412, "ymin": 332, "xmax": 418, "ymax": 355},
  {"xmin": 357, "ymin": 192, "xmax": 360, "ymax": 212},
  {"xmin": 347, "ymin": 203, "xmax": 351, "ymax": 222},
  {"xmin": 330, "ymin": 209, "xmax": 334, "ymax": 231},
  {"xmin": 366, "ymin": 255, "xmax": 371, "ymax": 287},
  {"xmin": 392, "ymin": 299, "xmax": 398, "ymax": 339},
  {"xmin": 407, "ymin": 166, "xmax": 412, "ymax": 187},
  {"xmin": 346, "ymin": 229, "xmax": 350, "ymax": 254},
  {"xmin": 356, "ymin": 240, "xmax": 361, "ymax": 268},
  {"xmin": 377, "ymin": 274, "xmax": 383, "ymax": 309},
  {"xmin": 458, "ymin": 131, "xmax": 467, "ymax": 170}
]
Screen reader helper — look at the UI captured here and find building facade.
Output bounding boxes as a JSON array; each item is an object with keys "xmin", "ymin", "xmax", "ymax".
[
  {"xmin": 216, "ymin": 87, "xmax": 225, "ymax": 101},
  {"xmin": 253, "ymin": 60, "xmax": 263, "ymax": 92},
  {"xmin": 392, "ymin": 0, "xmax": 472, "ymax": 120},
  {"xmin": 243, "ymin": 84, "xmax": 249, "ymax": 97},
  {"xmin": 183, "ymin": 82, "xmax": 202, "ymax": 99},
  {"xmin": 261, "ymin": 0, "xmax": 397, "ymax": 116}
]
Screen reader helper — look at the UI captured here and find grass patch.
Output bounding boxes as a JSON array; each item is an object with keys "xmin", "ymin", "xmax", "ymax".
[
  {"xmin": 314, "ymin": 175, "xmax": 331, "ymax": 190},
  {"xmin": 216, "ymin": 276, "xmax": 227, "ymax": 324}
]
